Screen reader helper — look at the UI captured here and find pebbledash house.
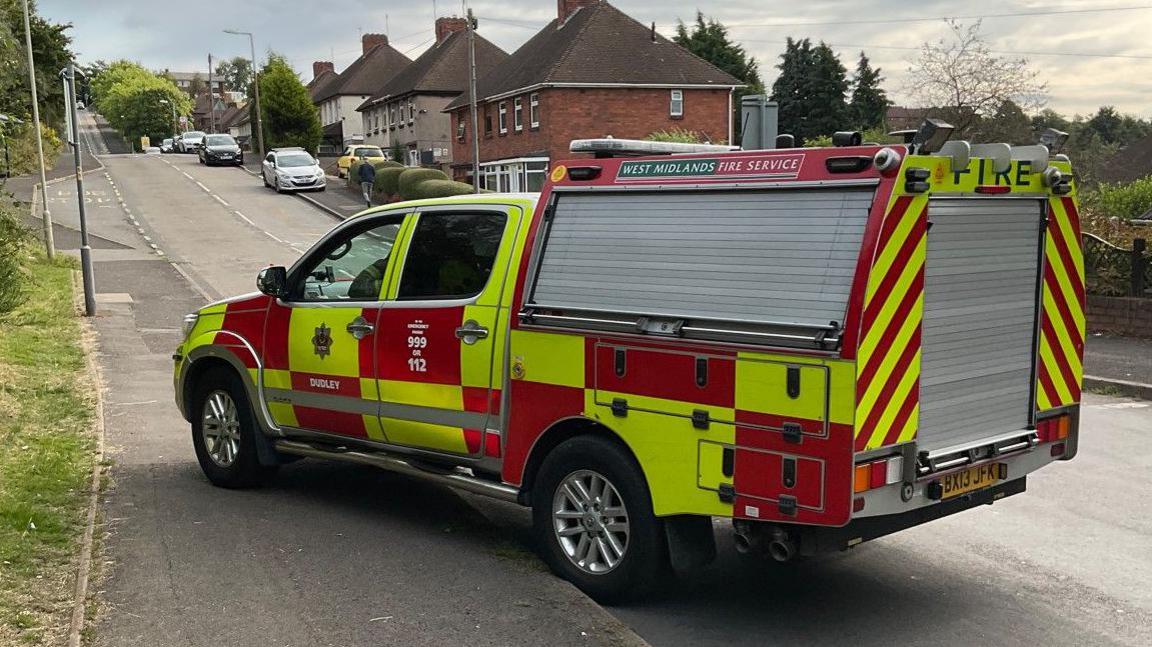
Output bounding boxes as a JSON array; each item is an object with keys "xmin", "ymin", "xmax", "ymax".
[{"xmin": 445, "ymin": 0, "xmax": 743, "ymax": 191}]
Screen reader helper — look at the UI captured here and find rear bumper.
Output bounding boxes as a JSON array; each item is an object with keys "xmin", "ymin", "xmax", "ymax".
[{"xmin": 796, "ymin": 477, "xmax": 1027, "ymax": 556}]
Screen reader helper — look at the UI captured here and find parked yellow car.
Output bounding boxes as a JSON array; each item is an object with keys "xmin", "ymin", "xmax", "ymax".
[{"xmin": 336, "ymin": 145, "xmax": 387, "ymax": 178}]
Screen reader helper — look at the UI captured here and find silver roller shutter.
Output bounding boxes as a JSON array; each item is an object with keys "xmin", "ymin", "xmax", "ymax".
[
  {"xmin": 918, "ymin": 198, "xmax": 1044, "ymax": 452},
  {"xmin": 531, "ymin": 188, "xmax": 875, "ymax": 328}
]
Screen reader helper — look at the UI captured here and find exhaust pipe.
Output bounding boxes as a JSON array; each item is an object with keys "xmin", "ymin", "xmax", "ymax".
[
  {"xmin": 767, "ymin": 527, "xmax": 796, "ymax": 562},
  {"xmin": 732, "ymin": 520, "xmax": 761, "ymax": 554}
]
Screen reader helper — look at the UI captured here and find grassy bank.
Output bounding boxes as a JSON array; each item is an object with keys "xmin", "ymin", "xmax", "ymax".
[{"xmin": 0, "ymin": 251, "xmax": 97, "ymax": 646}]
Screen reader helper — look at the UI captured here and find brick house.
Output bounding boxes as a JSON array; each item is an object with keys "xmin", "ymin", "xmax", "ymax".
[
  {"xmin": 444, "ymin": 0, "xmax": 741, "ymax": 190},
  {"xmin": 311, "ymin": 34, "xmax": 410, "ymax": 150},
  {"xmin": 355, "ymin": 17, "xmax": 507, "ymax": 169}
]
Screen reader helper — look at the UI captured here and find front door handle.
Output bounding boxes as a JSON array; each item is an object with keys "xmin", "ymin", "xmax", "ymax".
[
  {"xmin": 454, "ymin": 320, "xmax": 489, "ymax": 345},
  {"xmin": 346, "ymin": 316, "xmax": 375, "ymax": 340}
]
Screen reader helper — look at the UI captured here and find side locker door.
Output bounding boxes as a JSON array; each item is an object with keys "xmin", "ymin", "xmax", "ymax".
[
  {"xmin": 261, "ymin": 213, "xmax": 408, "ymax": 441},
  {"xmin": 374, "ymin": 204, "xmax": 522, "ymax": 456}
]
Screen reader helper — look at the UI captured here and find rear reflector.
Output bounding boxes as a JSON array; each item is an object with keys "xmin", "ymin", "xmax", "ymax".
[
  {"xmin": 1050, "ymin": 442, "xmax": 1066, "ymax": 457},
  {"xmin": 853, "ymin": 497, "xmax": 866, "ymax": 512}
]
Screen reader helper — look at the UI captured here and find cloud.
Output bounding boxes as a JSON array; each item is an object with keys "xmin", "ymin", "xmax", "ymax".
[{"xmin": 37, "ymin": 0, "xmax": 1152, "ymax": 118}]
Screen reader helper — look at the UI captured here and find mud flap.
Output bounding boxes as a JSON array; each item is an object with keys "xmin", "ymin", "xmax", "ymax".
[{"xmin": 664, "ymin": 515, "xmax": 717, "ymax": 572}]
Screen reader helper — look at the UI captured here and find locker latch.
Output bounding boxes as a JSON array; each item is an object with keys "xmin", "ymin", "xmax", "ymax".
[
  {"xmin": 692, "ymin": 409, "xmax": 710, "ymax": 430},
  {"xmin": 718, "ymin": 483, "xmax": 735, "ymax": 503},
  {"xmin": 611, "ymin": 398, "xmax": 628, "ymax": 417},
  {"xmin": 778, "ymin": 495, "xmax": 797, "ymax": 516},
  {"xmin": 782, "ymin": 422, "xmax": 802, "ymax": 443},
  {"xmin": 782, "ymin": 457, "xmax": 796, "ymax": 488}
]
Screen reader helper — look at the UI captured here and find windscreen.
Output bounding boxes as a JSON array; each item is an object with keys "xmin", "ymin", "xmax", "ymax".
[
  {"xmin": 530, "ymin": 188, "xmax": 875, "ymax": 328},
  {"xmin": 277, "ymin": 154, "xmax": 315, "ymax": 168},
  {"xmin": 206, "ymin": 135, "xmax": 234, "ymax": 146},
  {"xmin": 183, "ymin": 131, "xmax": 204, "ymax": 139},
  {"xmin": 354, "ymin": 147, "xmax": 383, "ymax": 157}
]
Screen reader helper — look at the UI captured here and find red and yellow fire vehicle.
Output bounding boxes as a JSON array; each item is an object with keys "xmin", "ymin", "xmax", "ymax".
[{"xmin": 174, "ymin": 125, "xmax": 1084, "ymax": 601}]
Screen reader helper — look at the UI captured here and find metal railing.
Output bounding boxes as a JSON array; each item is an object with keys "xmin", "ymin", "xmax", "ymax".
[{"xmin": 1082, "ymin": 234, "xmax": 1150, "ymax": 298}]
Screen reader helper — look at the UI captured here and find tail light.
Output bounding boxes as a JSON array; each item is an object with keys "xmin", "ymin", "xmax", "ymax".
[
  {"xmin": 853, "ymin": 455, "xmax": 904, "ymax": 494},
  {"xmin": 1036, "ymin": 415, "xmax": 1070, "ymax": 442}
]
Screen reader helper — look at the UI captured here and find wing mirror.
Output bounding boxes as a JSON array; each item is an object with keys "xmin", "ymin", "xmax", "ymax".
[{"xmin": 257, "ymin": 266, "xmax": 288, "ymax": 297}]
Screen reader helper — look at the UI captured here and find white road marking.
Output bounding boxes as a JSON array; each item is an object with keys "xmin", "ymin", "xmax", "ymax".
[
  {"xmin": 233, "ymin": 210, "xmax": 255, "ymax": 226},
  {"xmin": 1090, "ymin": 402, "xmax": 1150, "ymax": 410},
  {"xmin": 212, "ymin": 195, "xmax": 229, "ymax": 207},
  {"xmin": 143, "ymin": 235, "xmax": 152, "ymax": 242},
  {"xmin": 264, "ymin": 231, "xmax": 286, "ymax": 244},
  {"xmin": 195, "ymin": 181, "xmax": 210, "ymax": 192},
  {"xmin": 148, "ymin": 243, "xmax": 158, "ymax": 249},
  {"xmin": 182, "ymin": 172, "xmax": 193, "ymax": 179}
]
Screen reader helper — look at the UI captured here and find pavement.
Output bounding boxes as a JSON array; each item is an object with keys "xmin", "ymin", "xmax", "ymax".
[
  {"xmin": 42, "ymin": 113, "xmax": 1152, "ymax": 646},
  {"xmin": 1084, "ymin": 334, "xmax": 1152, "ymax": 399}
]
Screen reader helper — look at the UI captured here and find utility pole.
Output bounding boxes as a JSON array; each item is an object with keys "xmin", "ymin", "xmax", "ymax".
[
  {"xmin": 465, "ymin": 3, "xmax": 480, "ymax": 193},
  {"xmin": 21, "ymin": 0, "xmax": 54, "ymax": 258},
  {"xmin": 207, "ymin": 53, "xmax": 215, "ymax": 133},
  {"xmin": 64, "ymin": 63, "xmax": 95, "ymax": 316}
]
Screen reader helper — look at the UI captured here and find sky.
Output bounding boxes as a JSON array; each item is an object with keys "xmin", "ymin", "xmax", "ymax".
[{"xmin": 36, "ymin": 0, "xmax": 1152, "ymax": 119}]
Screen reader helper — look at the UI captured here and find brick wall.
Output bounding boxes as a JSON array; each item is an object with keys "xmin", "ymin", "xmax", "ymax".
[
  {"xmin": 451, "ymin": 86, "xmax": 731, "ymax": 171},
  {"xmin": 1088, "ymin": 295, "xmax": 1152, "ymax": 338}
]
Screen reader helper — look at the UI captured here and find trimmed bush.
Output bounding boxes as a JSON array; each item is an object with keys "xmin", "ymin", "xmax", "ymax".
[
  {"xmin": 397, "ymin": 168, "xmax": 450, "ymax": 199},
  {"xmin": 374, "ymin": 166, "xmax": 407, "ymax": 198},
  {"xmin": 404, "ymin": 179, "xmax": 477, "ymax": 200},
  {"xmin": 374, "ymin": 160, "xmax": 403, "ymax": 170}
]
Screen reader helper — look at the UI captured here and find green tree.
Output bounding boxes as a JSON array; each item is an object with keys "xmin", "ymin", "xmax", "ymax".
[
  {"xmin": 215, "ymin": 56, "xmax": 252, "ymax": 95},
  {"xmin": 0, "ymin": 0, "xmax": 74, "ymax": 128},
  {"xmin": 849, "ymin": 53, "xmax": 889, "ymax": 130},
  {"xmin": 770, "ymin": 38, "xmax": 850, "ymax": 144},
  {"xmin": 975, "ymin": 99, "xmax": 1034, "ymax": 144},
  {"xmin": 674, "ymin": 12, "xmax": 763, "ymax": 140},
  {"xmin": 92, "ymin": 61, "xmax": 192, "ymax": 144},
  {"xmin": 254, "ymin": 55, "xmax": 321, "ymax": 151}
]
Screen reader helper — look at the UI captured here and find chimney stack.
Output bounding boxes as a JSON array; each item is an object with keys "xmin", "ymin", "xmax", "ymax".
[
  {"xmin": 557, "ymin": 0, "xmax": 599, "ymax": 21},
  {"xmin": 361, "ymin": 33, "xmax": 388, "ymax": 54},
  {"xmin": 312, "ymin": 61, "xmax": 335, "ymax": 79},
  {"xmin": 435, "ymin": 16, "xmax": 469, "ymax": 43}
]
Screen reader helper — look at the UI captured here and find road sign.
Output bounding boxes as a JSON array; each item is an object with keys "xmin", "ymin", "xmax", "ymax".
[{"xmin": 179, "ymin": 115, "xmax": 187, "ymax": 125}]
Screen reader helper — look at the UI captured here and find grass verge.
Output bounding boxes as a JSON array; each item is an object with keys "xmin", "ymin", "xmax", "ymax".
[{"xmin": 0, "ymin": 252, "xmax": 97, "ymax": 646}]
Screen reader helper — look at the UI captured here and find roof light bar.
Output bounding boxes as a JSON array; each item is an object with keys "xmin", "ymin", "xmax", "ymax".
[{"xmin": 569, "ymin": 138, "xmax": 739, "ymax": 158}]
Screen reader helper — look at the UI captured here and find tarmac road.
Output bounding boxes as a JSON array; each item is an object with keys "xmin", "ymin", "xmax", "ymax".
[{"xmin": 65, "ymin": 121, "xmax": 1152, "ymax": 646}]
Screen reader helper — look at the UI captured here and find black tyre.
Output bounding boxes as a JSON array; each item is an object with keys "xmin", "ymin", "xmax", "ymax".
[
  {"xmin": 190, "ymin": 367, "xmax": 277, "ymax": 488},
  {"xmin": 532, "ymin": 435, "xmax": 669, "ymax": 604},
  {"xmin": 262, "ymin": 173, "xmax": 270, "ymax": 188}
]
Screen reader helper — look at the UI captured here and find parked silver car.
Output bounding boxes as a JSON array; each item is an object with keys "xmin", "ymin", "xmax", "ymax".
[{"xmin": 261, "ymin": 148, "xmax": 326, "ymax": 193}]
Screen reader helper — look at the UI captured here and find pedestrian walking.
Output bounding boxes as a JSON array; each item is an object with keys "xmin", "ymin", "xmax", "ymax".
[{"xmin": 358, "ymin": 155, "xmax": 376, "ymax": 207}]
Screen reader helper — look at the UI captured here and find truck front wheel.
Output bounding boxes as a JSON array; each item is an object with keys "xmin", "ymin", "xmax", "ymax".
[
  {"xmin": 190, "ymin": 367, "xmax": 277, "ymax": 488},
  {"xmin": 532, "ymin": 436, "xmax": 669, "ymax": 603}
]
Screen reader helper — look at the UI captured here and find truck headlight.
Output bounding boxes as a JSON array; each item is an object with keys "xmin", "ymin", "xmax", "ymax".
[{"xmin": 181, "ymin": 312, "xmax": 199, "ymax": 338}]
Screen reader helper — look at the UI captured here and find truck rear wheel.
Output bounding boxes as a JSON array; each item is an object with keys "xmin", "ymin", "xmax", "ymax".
[
  {"xmin": 190, "ymin": 367, "xmax": 277, "ymax": 488},
  {"xmin": 532, "ymin": 436, "xmax": 668, "ymax": 603}
]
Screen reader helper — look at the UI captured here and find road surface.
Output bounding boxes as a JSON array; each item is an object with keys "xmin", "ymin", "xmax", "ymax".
[{"xmin": 60, "ymin": 117, "xmax": 1152, "ymax": 647}]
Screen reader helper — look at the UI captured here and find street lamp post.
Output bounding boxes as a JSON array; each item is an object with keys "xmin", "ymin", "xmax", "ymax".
[
  {"xmin": 62, "ymin": 63, "xmax": 96, "ymax": 316},
  {"xmin": 159, "ymin": 98, "xmax": 177, "ymax": 136},
  {"xmin": 223, "ymin": 29, "xmax": 264, "ymax": 159}
]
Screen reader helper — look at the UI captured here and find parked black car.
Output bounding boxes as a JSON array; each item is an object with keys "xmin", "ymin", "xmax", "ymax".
[{"xmin": 198, "ymin": 134, "xmax": 243, "ymax": 166}]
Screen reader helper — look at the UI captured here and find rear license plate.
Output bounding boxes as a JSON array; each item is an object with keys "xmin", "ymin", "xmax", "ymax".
[{"xmin": 940, "ymin": 463, "xmax": 1006, "ymax": 499}]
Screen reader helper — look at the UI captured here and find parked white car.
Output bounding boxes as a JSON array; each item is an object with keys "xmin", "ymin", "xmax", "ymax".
[{"xmin": 261, "ymin": 148, "xmax": 326, "ymax": 193}]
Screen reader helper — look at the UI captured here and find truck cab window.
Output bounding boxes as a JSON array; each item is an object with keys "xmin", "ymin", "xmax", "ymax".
[
  {"xmin": 295, "ymin": 219, "xmax": 402, "ymax": 302},
  {"xmin": 397, "ymin": 212, "xmax": 507, "ymax": 300}
]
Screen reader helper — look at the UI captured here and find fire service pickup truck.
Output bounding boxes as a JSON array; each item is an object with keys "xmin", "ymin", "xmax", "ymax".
[{"xmin": 173, "ymin": 124, "xmax": 1083, "ymax": 602}]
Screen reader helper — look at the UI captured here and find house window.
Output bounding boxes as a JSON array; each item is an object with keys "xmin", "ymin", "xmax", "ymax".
[
  {"xmin": 514, "ymin": 97, "xmax": 523, "ymax": 132},
  {"xmin": 389, "ymin": 105, "xmax": 396, "ymax": 128},
  {"xmin": 670, "ymin": 89, "xmax": 684, "ymax": 117},
  {"xmin": 456, "ymin": 117, "xmax": 466, "ymax": 142},
  {"xmin": 530, "ymin": 93, "xmax": 539, "ymax": 128},
  {"xmin": 484, "ymin": 107, "xmax": 492, "ymax": 136},
  {"xmin": 399, "ymin": 103, "xmax": 406, "ymax": 127},
  {"xmin": 408, "ymin": 99, "xmax": 415, "ymax": 124},
  {"xmin": 407, "ymin": 147, "xmax": 419, "ymax": 167},
  {"xmin": 498, "ymin": 102, "xmax": 507, "ymax": 134}
]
